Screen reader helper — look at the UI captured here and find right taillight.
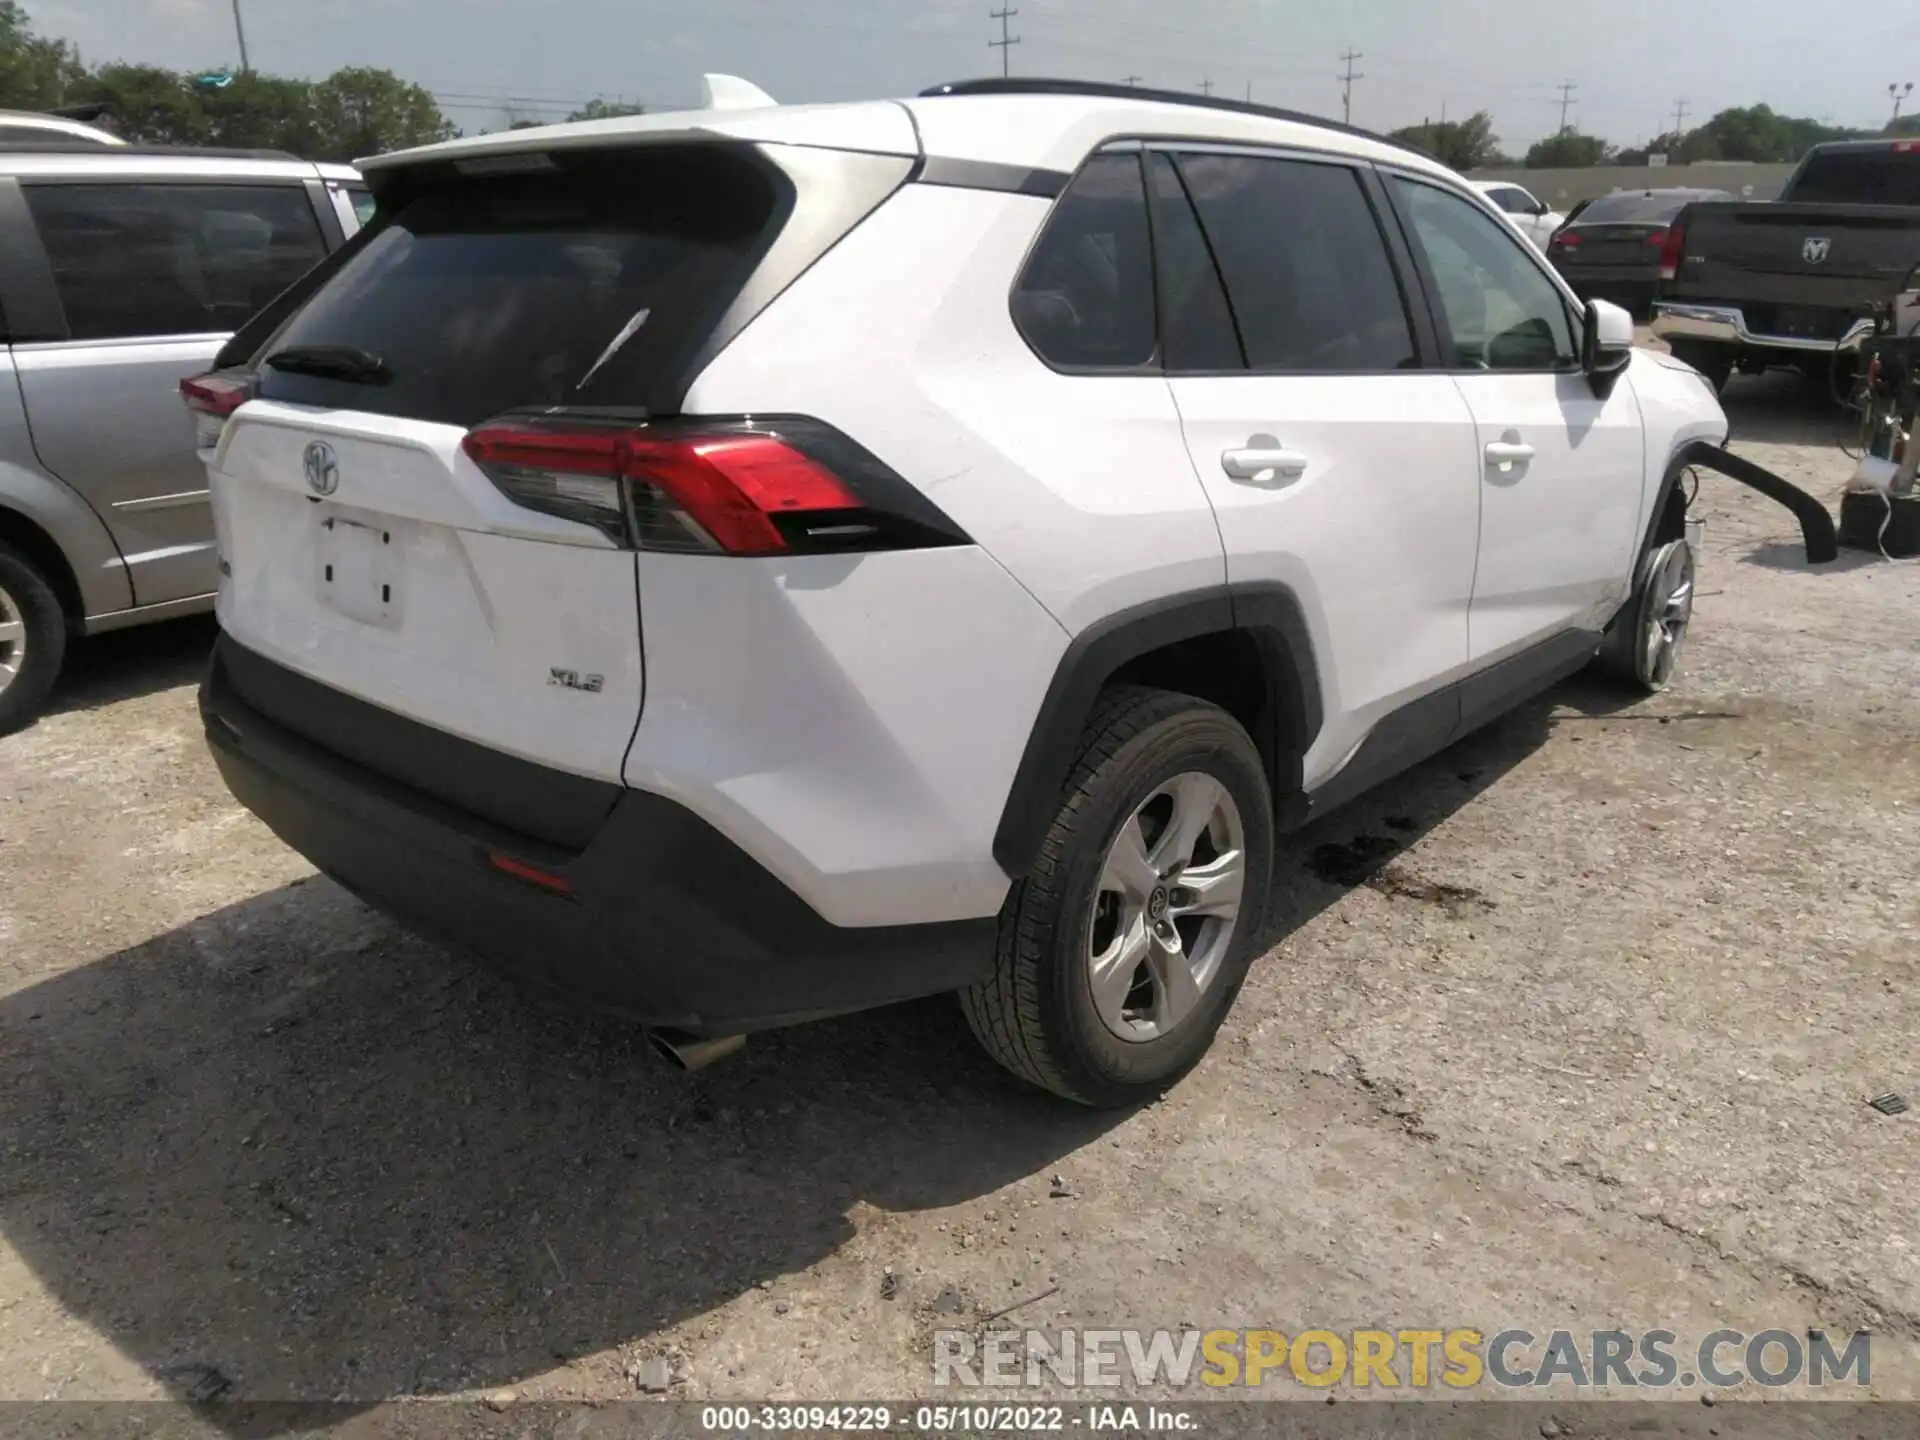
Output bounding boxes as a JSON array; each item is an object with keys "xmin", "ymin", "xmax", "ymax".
[
  {"xmin": 1551, "ymin": 230, "xmax": 1581, "ymax": 250},
  {"xmin": 1658, "ymin": 221, "xmax": 1687, "ymax": 284},
  {"xmin": 461, "ymin": 414, "xmax": 970, "ymax": 557}
]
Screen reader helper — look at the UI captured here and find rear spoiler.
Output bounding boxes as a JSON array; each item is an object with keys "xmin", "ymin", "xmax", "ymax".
[{"xmin": 1675, "ymin": 441, "xmax": 1838, "ymax": 563}]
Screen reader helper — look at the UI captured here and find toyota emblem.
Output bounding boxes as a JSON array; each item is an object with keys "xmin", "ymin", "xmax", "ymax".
[{"xmin": 303, "ymin": 440, "xmax": 339, "ymax": 496}]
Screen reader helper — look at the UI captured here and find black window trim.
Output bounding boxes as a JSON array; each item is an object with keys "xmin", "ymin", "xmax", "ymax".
[
  {"xmin": 1009, "ymin": 134, "xmax": 1441, "ymax": 379},
  {"xmin": 1377, "ymin": 165, "xmax": 1589, "ymax": 377},
  {"xmin": 6, "ymin": 175, "xmax": 341, "ymax": 348}
]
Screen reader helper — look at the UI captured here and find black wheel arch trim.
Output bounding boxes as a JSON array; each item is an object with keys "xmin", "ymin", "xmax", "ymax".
[
  {"xmin": 992, "ymin": 582, "xmax": 1323, "ymax": 879},
  {"xmin": 1669, "ymin": 440, "xmax": 1838, "ymax": 565}
]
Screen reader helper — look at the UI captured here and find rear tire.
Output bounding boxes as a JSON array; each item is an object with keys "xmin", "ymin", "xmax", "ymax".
[
  {"xmin": 0, "ymin": 541, "xmax": 66, "ymax": 734},
  {"xmin": 961, "ymin": 686, "xmax": 1274, "ymax": 1107}
]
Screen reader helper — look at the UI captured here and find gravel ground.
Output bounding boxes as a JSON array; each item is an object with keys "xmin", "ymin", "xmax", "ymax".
[{"xmin": 1, "ymin": 368, "xmax": 1916, "ymax": 1427}]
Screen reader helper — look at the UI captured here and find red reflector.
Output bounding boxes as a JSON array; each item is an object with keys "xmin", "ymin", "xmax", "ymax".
[
  {"xmin": 180, "ymin": 373, "xmax": 254, "ymax": 418},
  {"xmin": 487, "ymin": 851, "xmax": 574, "ymax": 895},
  {"xmin": 1647, "ymin": 228, "xmax": 1668, "ymax": 246}
]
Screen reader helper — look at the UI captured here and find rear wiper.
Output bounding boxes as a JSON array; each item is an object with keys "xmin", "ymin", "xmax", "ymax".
[{"xmin": 263, "ymin": 343, "xmax": 390, "ymax": 384}]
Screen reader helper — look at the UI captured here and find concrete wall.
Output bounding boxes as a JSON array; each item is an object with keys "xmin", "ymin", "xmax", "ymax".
[{"xmin": 1465, "ymin": 162, "xmax": 1799, "ymax": 207}]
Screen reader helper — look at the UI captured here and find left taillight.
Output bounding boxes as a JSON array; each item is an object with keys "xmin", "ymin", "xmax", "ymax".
[
  {"xmin": 180, "ymin": 372, "xmax": 256, "ymax": 451},
  {"xmin": 460, "ymin": 414, "xmax": 970, "ymax": 557}
]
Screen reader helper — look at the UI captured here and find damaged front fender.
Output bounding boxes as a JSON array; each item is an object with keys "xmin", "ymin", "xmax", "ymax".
[{"xmin": 1674, "ymin": 441, "xmax": 1838, "ymax": 564}]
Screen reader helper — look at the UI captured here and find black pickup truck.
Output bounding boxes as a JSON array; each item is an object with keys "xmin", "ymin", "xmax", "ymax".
[{"xmin": 1651, "ymin": 137, "xmax": 1920, "ymax": 389}]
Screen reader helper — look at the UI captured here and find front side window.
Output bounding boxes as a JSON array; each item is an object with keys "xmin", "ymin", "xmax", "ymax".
[
  {"xmin": 1174, "ymin": 152, "xmax": 1416, "ymax": 372},
  {"xmin": 1012, "ymin": 152, "xmax": 1157, "ymax": 370},
  {"xmin": 1394, "ymin": 178, "xmax": 1578, "ymax": 371},
  {"xmin": 24, "ymin": 183, "xmax": 327, "ymax": 341}
]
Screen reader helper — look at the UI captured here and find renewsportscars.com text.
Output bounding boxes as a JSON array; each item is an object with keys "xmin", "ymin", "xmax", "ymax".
[{"xmin": 933, "ymin": 1327, "xmax": 1872, "ymax": 1391}]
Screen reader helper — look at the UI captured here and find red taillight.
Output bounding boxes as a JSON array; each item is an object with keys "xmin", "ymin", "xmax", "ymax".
[
  {"xmin": 1551, "ymin": 230, "xmax": 1581, "ymax": 249},
  {"xmin": 1647, "ymin": 227, "xmax": 1668, "ymax": 246},
  {"xmin": 180, "ymin": 374, "xmax": 253, "ymax": 418},
  {"xmin": 1657, "ymin": 222, "xmax": 1687, "ymax": 284},
  {"xmin": 460, "ymin": 416, "xmax": 950, "ymax": 557},
  {"xmin": 180, "ymin": 372, "xmax": 256, "ymax": 450}
]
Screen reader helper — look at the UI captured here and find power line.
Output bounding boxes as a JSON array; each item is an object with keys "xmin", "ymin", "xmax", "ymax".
[
  {"xmin": 1554, "ymin": 81, "xmax": 1577, "ymax": 133},
  {"xmin": 1338, "ymin": 48, "xmax": 1363, "ymax": 125},
  {"xmin": 989, "ymin": 7, "xmax": 1020, "ymax": 79}
]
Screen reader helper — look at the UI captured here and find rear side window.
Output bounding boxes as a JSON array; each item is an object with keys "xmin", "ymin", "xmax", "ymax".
[
  {"xmin": 1787, "ymin": 147, "xmax": 1920, "ymax": 206},
  {"xmin": 1012, "ymin": 152, "xmax": 1156, "ymax": 370},
  {"xmin": 256, "ymin": 145, "xmax": 798, "ymax": 427},
  {"xmin": 1177, "ymin": 153, "xmax": 1416, "ymax": 372},
  {"xmin": 347, "ymin": 187, "xmax": 376, "ymax": 227},
  {"xmin": 24, "ymin": 183, "xmax": 327, "ymax": 341}
]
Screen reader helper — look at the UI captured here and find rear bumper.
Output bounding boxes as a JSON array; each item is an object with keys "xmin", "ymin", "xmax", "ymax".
[
  {"xmin": 201, "ymin": 635, "xmax": 995, "ymax": 1034},
  {"xmin": 1651, "ymin": 302, "xmax": 1876, "ymax": 354}
]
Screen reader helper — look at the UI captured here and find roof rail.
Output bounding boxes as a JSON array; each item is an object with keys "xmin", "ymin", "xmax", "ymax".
[
  {"xmin": 0, "ymin": 142, "xmax": 304, "ymax": 160},
  {"xmin": 918, "ymin": 77, "xmax": 1427, "ymax": 162}
]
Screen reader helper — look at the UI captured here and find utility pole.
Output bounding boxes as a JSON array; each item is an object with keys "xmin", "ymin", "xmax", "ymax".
[
  {"xmin": 1121, "ymin": 74, "xmax": 1143, "ymax": 87},
  {"xmin": 988, "ymin": 7, "xmax": 1019, "ymax": 79},
  {"xmin": 1672, "ymin": 98, "xmax": 1690, "ymax": 136},
  {"xmin": 1245, "ymin": 79, "xmax": 1252, "ymax": 102},
  {"xmin": 1893, "ymin": 82, "xmax": 1915, "ymax": 122},
  {"xmin": 1338, "ymin": 49, "xmax": 1363, "ymax": 125},
  {"xmin": 1198, "ymin": 78, "xmax": 1214, "ymax": 96},
  {"xmin": 229, "ymin": 0, "xmax": 249, "ymax": 72},
  {"xmin": 1555, "ymin": 81, "xmax": 1577, "ymax": 133}
]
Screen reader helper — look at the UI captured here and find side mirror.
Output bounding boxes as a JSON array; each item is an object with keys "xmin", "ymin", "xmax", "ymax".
[
  {"xmin": 1533, "ymin": 200, "xmax": 1551, "ymax": 217},
  {"xmin": 1582, "ymin": 297, "xmax": 1635, "ymax": 395}
]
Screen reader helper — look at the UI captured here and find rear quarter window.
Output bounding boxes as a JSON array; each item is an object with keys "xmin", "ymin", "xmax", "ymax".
[{"xmin": 1787, "ymin": 148, "xmax": 1920, "ymax": 206}]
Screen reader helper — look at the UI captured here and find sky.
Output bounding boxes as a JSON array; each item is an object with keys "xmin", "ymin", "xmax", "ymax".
[{"xmin": 29, "ymin": 0, "xmax": 1920, "ymax": 150}]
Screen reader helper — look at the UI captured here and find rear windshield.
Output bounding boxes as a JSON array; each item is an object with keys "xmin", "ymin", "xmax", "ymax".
[
  {"xmin": 1575, "ymin": 190, "xmax": 1730, "ymax": 225},
  {"xmin": 255, "ymin": 145, "xmax": 796, "ymax": 427},
  {"xmin": 1787, "ymin": 147, "xmax": 1920, "ymax": 206}
]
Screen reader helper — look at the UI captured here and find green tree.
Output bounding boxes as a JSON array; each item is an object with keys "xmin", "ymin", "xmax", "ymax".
[
  {"xmin": 1688, "ymin": 104, "xmax": 1862, "ymax": 162},
  {"xmin": 1525, "ymin": 129, "xmax": 1614, "ymax": 168},
  {"xmin": 1386, "ymin": 110, "xmax": 1506, "ymax": 171},
  {"xmin": 198, "ymin": 72, "xmax": 320, "ymax": 154},
  {"xmin": 1886, "ymin": 114, "xmax": 1920, "ymax": 137},
  {"xmin": 72, "ymin": 64, "xmax": 205, "ymax": 144},
  {"xmin": 306, "ymin": 66, "xmax": 453, "ymax": 162},
  {"xmin": 566, "ymin": 97, "xmax": 646, "ymax": 122},
  {"xmin": 0, "ymin": 0, "xmax": 85, "ymax": 110}
]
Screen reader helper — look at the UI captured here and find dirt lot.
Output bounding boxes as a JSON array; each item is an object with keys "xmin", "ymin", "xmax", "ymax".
[{"xmin": 2, "ymin": 370, "xmax": 1917, "ymax": 1424}]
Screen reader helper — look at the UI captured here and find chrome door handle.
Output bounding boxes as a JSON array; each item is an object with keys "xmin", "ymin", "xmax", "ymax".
[
  {"xmin": 1485, "ymin": 441, "xmax": 1536, "ymax": 467},
  {"xmin": 1221, "ymin": 447, "xmax": 1308, "ymax": 484}
]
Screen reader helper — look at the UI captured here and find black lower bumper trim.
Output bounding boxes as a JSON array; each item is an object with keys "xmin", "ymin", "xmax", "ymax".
[{"xmin": 202, "ymin": 637, "xmax": 997, "ymax": 1033}]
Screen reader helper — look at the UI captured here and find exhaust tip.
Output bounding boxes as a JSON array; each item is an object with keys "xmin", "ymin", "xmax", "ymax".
[{"xmin": 646, "ymin": 1029, "xmax": 746, "ymax": 1072}]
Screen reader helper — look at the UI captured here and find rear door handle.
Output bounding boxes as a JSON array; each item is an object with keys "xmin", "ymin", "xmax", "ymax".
[
  {"xmin": 1221, "ymin": 447, "xmax": 1309, "ymax": 484},
  {"xmin": 1485, "ymin": 440, "xmax": 1536, "ymax": 468}
]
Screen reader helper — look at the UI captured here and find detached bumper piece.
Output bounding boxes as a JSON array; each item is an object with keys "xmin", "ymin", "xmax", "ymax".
[
  {"xmin": 1673, "ymin": 442, "xmax": 1839, "ymax": 565},
  {"xmin": 201, "ymin": 635, "xmax": 995, "ymax": 1034}
]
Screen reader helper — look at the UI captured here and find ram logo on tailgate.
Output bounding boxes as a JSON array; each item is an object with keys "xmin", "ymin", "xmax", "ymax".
[{"xmin": 1802, "ymin": 237, "xmax": 1832, "ymax": 265}]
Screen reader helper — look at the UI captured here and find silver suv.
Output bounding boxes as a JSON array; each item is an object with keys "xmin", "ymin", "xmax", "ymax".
[{"xmin": 0, "ymin": 143, "xmax": 368, "ymax": 730}]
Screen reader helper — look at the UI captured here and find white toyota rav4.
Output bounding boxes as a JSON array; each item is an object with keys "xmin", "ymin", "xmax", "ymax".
[{"xmin": 189, "ymin": 78, "xmax": 1733, "ymax": 1106}]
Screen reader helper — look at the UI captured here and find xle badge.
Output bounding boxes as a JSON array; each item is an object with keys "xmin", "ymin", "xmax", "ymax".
[{"xmin": 548, "ymin": 668, "xmax": 605, "ymax": 694}]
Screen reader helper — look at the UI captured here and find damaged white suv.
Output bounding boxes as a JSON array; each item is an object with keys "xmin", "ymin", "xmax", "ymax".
[{"xmin": 189, "ymin": 78, "xmax": 1748, "ymax": 1105}]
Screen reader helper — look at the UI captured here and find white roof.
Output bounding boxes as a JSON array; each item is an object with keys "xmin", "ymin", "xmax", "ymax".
[
  {"xmin": 0, "ymin": 111, "xmax": 125, "ymax": 146},
  {"xmin": 359, "ymin": 88, "xmax": 1453, "ymax": 183}
]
